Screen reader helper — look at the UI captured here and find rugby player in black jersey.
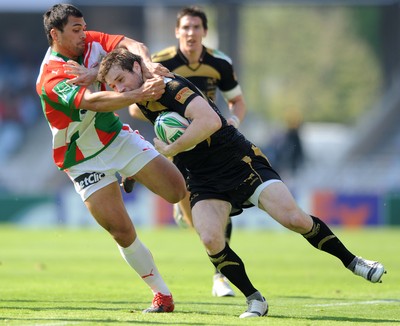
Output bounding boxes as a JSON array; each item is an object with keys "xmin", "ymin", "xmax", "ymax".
[
  {"xmin": 98, "ymin": 48, "xmax": 386, "ymax": 319},
  {"xmin": 127, "ymin": 6, "xmax": 246, "ymax": 297}
]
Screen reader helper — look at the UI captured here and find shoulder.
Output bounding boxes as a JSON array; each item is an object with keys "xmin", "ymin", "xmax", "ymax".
[
  {"xmin": 205, "ymin": 48, "xmax": 233, "ymax": 65},
  {"xmin": 163, "ymin": 75, "xmax": 200, "ymax": 104},
  {"xmin": 84, "ymin": 30, "xmax": 124, "ymax": 49},
  {"xmin": 166, "ymin": 75, "xmax": 193, "ymax": 91},
  {"xmin": 152, "ymin": 46, "xmax": 178, "ymax": 63},
  {"xmin": 38, "ymin": 59, "xmax": 67, "ymax": 88}
]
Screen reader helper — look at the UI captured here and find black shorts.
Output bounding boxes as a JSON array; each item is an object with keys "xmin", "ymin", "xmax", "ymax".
[{"xmin": 189, "ymin": 152, "xmax": 281, "ymax": 216}]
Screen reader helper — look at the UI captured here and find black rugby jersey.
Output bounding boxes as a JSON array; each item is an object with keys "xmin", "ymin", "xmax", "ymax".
[
  {"xmin": 151, "ymin": 46, "xmax": 238, "ymax": 102},
  {"xmin": 136, "ymin": 74, "xmax": 255, "ymax": 190}
]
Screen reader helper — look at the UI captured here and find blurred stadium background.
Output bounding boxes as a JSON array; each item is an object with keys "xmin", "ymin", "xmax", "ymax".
[{"xmin": 0, "ymin": 0, "xmax": 399, "ymax": 228}]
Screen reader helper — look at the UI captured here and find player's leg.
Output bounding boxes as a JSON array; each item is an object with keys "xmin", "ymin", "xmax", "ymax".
[
  {"xmin": 173, "ymin": 188, "xmax": 236, "ymax": 296},
  {"xmin": 254, "ymin": 181, "xmax": 386, "ymax": 283},
  {"xmin": 192, "ymin": 199, "xmax": 267, "ymax": 318},
  {"xmin": 212, "ymin": 216, "xmax": 235, "ymax": 297},
  {"xmin": 85, "ymin": 181, "xmax": 174, "ymax": 312},
  {"xmin": 132, "ymin": 154, "xmax": 186, "ymax": 204}
]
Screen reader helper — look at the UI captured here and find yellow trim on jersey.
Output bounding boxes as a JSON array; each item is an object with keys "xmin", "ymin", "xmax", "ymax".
[
  {"xmin": 151, "ymin": 46, "xmax": 177, "ymax": 62},
  {"xmin": 140, "ymin": 101, "xmax": 167, "ymax": 112},
  {"xmin": 173, "ymin": 65, "xmax": 221, "ymax": 80}
]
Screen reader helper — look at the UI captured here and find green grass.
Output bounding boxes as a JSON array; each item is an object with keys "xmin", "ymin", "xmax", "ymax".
[{"xmin": 0, "ymin": 225, "xmax": 399, "ymax": 325}]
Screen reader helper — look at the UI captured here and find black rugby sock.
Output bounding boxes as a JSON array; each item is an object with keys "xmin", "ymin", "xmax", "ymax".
[
  {"xmin": 208, "ymin": 243, "xmax": 258, "ymax": 297},
  {"xmin": 302, "ymin": 216, "xmax": 356, "ymax": 267},
  {"xmin": 214, "ymin": 218, "xmax": 234, "ymax": 275}
]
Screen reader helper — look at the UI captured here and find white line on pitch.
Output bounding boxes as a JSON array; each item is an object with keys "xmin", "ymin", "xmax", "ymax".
[{"xmin": 306, "ymin": 299, "xmax": 400, "ymax": 307}]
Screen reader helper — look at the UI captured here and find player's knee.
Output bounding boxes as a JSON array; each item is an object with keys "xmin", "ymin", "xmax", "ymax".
[
  {"xmin": 199, "ymin": 232, "xmax": 223, "ymax": 252},
  {"xmin": 108, "ymin": 223, "xmax": 136, "ymax": 247},
  {"xmin": 284, "ymin": 211, "xmax": 311, "ymax": 234},
  {"xmin": 164, "ymin": 188, "xmax": 186, "ymax": 204}
]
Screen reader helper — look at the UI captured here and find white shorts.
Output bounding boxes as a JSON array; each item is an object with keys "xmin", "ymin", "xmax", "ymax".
[{"xmin": 65, "ymin": 126, "xmax": 159, "ymax": 201}]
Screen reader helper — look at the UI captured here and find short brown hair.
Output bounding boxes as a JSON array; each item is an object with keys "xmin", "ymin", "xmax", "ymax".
[
  {"xmin": 98, "ymin": 48, "xmax": 142, "ymax": 83},
  {"xmin": 176, "ymin": 6, "xmax": 208, "ymax": 30}
]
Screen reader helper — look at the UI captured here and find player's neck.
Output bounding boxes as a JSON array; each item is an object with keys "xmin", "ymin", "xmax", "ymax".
[
  {"xmin": 52, "ymin": 45, "xmax": 80, "ymax": 62},
  {"xmin": 180, "ymin": 47, "xmax": 202, "ymax": 65}
]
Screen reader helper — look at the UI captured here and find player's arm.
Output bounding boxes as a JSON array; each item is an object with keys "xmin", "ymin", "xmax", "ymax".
[
  {"xmin": 222, "ymin": 85, "xmax": 247, "ymax": 128},
  {"xmin": 219, "ymin": 56, "xmax": 247, "ymax": 127},
  {"xmin": 154, "ymin": 96, "xmax": 221, "ymax": 157},
  {"xmin": 79, "ymin": 77, "xmax": 165, "ymax": 112},
  {"xmin": 117, "ymin": 37, "xmax": 171, "ymax": 78},
  {"xmin": 65, "ymin": 37, "xmax": 171, "ymax": 86},
  {"xmin": 128, "ymin": 104, "xmax": 148, "ymax": 121}
]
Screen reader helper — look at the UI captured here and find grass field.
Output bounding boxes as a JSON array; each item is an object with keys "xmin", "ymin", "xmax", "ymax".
[{"xmin": 0, "ymin": 225, "xmax": 399, "ymax": 325}]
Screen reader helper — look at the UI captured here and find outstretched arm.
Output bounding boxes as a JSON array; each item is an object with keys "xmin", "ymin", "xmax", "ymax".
[
  {"xmin": 117, "ymin": 37, "xmax": 172, "ymax": 78},
  {"xmin": 79, "ymin": 77, "xmax": 165, "ymax": 112},
  {"xmin": 65, "ymin": 36, "xmax": 172, "ymax": 86}
]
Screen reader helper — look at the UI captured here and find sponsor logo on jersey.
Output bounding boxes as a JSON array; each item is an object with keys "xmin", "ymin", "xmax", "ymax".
[
  {"xmin": 74, "ymin": 172, "xmax": 106, "ymax": 190},
  {"xmin": 175, "ymin": 87, "xmax": 193, "ymax": 104},
  {"xmin": 53, "ymin": 80, "xmax": 78, "ymax": 106}
]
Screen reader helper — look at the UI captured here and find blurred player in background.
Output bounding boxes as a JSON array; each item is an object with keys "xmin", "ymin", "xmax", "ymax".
[
  {"xmin": 36, "ymin": 3, "xmax": 186, "ymax": 313},
  {"xmin": 127, "ymin": 5, "xmax": 247, "ymax": 298},
  {"xmin": 98, "ymin": 48, "xmax": 386, "ymax": 318}
]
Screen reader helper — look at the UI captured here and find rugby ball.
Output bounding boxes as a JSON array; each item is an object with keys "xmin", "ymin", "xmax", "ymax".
[{"xmin": 154, "ymin": 111, "xmax": 195, "ymax": 151}]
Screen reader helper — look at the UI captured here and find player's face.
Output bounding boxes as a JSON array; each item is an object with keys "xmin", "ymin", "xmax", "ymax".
[
  {"xmin": 105, "ymin": 62, "xmax": 143, "ymax": 93},
  {"xmin": 176, "ymin": 15, "xmax": 207, "ymax": 54},
  {"xmin": 51, "ymin": 16, "xmax": 86, "ymax": 60}
]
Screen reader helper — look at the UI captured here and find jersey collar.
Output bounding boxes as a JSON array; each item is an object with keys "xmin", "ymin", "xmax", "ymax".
[
  {"xmin": 51, "ymin": 50, "xmax": 83, "ymax": 65},
  {"xmin": 177, "ymin": 45, "xmax": 207, "ymax": 65}
]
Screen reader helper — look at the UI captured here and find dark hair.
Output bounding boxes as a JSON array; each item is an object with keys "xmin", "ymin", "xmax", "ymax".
[
  {"xmin": 176, "ymin": 6, "xmax": 208, "ymax": 30},
  {"xmin": 98, "ymin": 48, "xmax": 142, "ymax": 83},
  {"xmin": 43, "ymin": 3, "xmax": 83, "ymax": 46}
]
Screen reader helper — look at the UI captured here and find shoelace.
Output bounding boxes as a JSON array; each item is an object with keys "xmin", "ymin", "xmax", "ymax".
[{"xmin": 355, "ymin": 259, "xmax": 376, "ymax": 278}]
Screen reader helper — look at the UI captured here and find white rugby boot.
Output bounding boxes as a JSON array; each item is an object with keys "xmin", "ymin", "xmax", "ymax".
[
  {"xmin": 351, "ymin": 257, "xmax": 386, "ymax": 283},
  {"xmin": 239, "ymin": 297, "xmax": 268, "ymax": 318},
  {"xmin": 212, "ymin": 273, "xmax": 235, "ymax": 297}
]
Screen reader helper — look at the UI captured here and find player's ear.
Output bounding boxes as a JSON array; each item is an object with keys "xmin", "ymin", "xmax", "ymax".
[
  {"xmin": 133, "ymin": 61, "xmax": 141, "ymax": 74},
  {"xmin": 50, "ymin": 28, "xmax": 58, "ymax": 42}
]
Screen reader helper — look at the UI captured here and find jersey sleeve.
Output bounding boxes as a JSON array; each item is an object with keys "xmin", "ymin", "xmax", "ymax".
[
  {"xmin": 39, "ymin": 62, "xmax": 86, "ymax": 129},
  {"xmin": 159, "ymin": 79, "xmax": 199, "ymax": 117},
  {"xmin": 85, "ymin": 31, "xmax": 124, "ymax": 53},
  {"xmin": 208, "ymin": 49, "xmax": 240, "ymax": 95},
  {"xmin": 217, "ymin": 59, "xmax": 240, "ymax": 94}
]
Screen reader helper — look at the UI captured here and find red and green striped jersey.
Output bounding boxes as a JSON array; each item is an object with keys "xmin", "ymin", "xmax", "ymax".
[{"xmin": 36, "ymin": 31, "xmax": 124, "ymax": 170}]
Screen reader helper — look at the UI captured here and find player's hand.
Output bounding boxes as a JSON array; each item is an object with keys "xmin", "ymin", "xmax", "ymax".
[
  {"xmin": 64, "ymin": 60, "xmax": 99, "ymax": 86},
  {"xmin": 141, "ymin": 61, "xmax": 174, "ymax": 79},
  {"xmin": 154, "ymin": 138, "xmax": 176, "ymax": 157},
  {"xmin": 139, "ymin": 77, "xmax": 166, "ymax": 102}
]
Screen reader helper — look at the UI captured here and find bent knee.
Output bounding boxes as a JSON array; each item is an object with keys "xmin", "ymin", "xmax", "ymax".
[
  {"xmin": 164, "ymin": 188, "xmax": 186, "ymax": 204},
  {"xmin": 198, "ymin": 233, "xmax": 225, "ymax": 253},
  {"xmin": 108, "ymin": 224, "xmax": 136, "ymax": 247},
  {"xmin": 284, "ymin": 212, "xmax": 312, "ymax": 233}
]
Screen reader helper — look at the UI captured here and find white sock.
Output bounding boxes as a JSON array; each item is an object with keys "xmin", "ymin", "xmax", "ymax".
[{"xmin": 118, "ymin": 237, "xmax": 170, "ymax": 295}]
